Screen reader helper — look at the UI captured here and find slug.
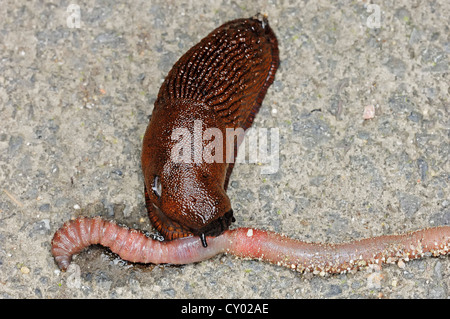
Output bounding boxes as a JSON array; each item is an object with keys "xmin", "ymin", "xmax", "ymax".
[
  {"xmin": 51, "ymin": 15, "xmax": 450, "ymax": 274},
  {"xmin": 141, "ymin": 14, "xmax": 279, "ymax": 246}
]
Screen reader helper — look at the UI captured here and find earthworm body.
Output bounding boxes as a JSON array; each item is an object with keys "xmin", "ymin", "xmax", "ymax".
[
  {"xmin": 53, "ymin": 217, "xmax": 450, "ymax": 274},
  {"xmin": 52, "ymin": 16, "xmax": 450, "ymax": 274}
]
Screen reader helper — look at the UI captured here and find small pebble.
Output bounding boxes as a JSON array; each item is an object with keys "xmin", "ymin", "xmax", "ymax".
[
  {"xmin": 363, "ymin": 105, "xmax": 375, "ymax": 119},
  {"xmin": 367, "ymin": 272, "xmax": 384, "ymax": 289},
  {"xmin": 21, "ymin": 266, "xmax": 30, "ymax": 274}
]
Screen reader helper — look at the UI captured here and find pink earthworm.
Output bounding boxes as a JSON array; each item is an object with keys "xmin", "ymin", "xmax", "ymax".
[{"xmin": 51, "ymin": 216, "xmax": 450, "ymax": 274}]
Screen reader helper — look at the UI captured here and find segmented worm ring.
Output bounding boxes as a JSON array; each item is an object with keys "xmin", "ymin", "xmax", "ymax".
[{"xmin": 52, "ymin": 216, "xmax": 450, "ymax": 274}]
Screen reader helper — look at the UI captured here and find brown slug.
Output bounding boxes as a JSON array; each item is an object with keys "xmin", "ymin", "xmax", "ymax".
[
  {"xmin": 141, "ymin": 14, "xmax": 279, "ymax": 246},
  {"xmin": 51, "ymin": 15, "xmax": 449, "ymax": 274}
]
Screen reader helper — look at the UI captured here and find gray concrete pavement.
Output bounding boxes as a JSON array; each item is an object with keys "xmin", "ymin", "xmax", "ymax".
[{"xmin": 0, "ymin": 0, "xmax": 449, "ymax": 298}]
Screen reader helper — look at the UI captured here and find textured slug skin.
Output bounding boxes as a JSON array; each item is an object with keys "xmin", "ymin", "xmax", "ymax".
[{"xmin": 141, "ymin": 16, "xmax": 279, "ymax": 241}]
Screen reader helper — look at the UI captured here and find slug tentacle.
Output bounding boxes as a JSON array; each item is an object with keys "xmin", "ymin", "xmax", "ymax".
[{"xmin": 51, "ymin": 217, "xmax": 450, "ymax": 274}]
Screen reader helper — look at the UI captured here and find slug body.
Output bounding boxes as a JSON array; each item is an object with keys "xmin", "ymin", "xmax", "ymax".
[
  {"xmin": 141, "ymin": 16, "xmax": 279, "ymax": 244},
  {"xmin": 51, "ymin": 16, "xmax": 450, "ymax": 274}
]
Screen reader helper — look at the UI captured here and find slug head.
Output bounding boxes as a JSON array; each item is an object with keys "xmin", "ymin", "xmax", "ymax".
[{"xmin": 142, "ymin": 100, "xmax": 235, "ymax": 246}]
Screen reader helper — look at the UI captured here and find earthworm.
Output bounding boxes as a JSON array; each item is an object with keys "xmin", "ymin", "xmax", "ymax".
[{"xmin": 52, "ymin": 216, "xmax": 450, "ymax": 274}]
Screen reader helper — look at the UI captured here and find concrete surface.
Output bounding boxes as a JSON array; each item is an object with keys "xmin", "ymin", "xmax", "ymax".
[{"xmin": 0, "ymin": 0, "xmax": 449, "ymax": 299}]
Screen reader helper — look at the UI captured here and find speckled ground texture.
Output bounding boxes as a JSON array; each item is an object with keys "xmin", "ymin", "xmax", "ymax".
[{"xmin": 0, "ymin": 0, "xmax": 449, "ymax": 299}]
